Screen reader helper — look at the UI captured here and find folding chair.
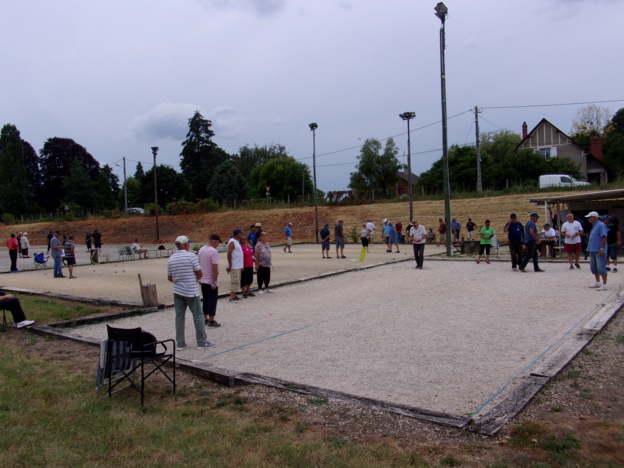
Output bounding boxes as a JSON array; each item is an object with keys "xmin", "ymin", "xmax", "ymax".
[
  {"xmin": 33, "ymin": 252, "xmax": 49, "ymax": 269},
  {"xmin": 351, "ymin": 248, "xmax": 368, "ymax": 270},
  {"xmin": 0, "ymin": 309, "xmax": 7, "ymax": 333},
  {"xmin": 96, "ymin": 325, "xmax": 176, "ymax": 405}
]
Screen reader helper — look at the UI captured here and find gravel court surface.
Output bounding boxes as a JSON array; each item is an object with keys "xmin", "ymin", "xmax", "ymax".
[{"xmin": 62, "ymin": 255, "xmax": 622, "ymax": 416}]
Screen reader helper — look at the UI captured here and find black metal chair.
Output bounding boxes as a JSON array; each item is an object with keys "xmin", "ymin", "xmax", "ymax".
[{"xmin": 96, "ymin": 325, "xmax": 176, "ymax": 405}]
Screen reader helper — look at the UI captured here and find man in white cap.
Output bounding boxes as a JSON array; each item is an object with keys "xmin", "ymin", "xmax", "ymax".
[
  {"xmin": 167, "ymin": 235, "xmax": 216, "ymax": 350},
  {"xmin": 585, "ymin": 211, "xmax": 609, "ymax": 290},
  {"xmin": 283, "ymin": 222, "xmax": 293, "ymax": 253}
]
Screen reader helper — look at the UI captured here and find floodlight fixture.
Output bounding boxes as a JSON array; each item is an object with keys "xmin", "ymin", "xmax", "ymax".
[
  {"xmin": 434, "ymin": 2, "xmax": 448, "ymax": 22},
  {"xmin": 309, "ymin": 122, "xmax": 318, "ymax": 131}
]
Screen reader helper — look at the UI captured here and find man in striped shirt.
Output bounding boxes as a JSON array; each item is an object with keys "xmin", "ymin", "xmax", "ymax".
[{"xmin": 167, "ymin": 235, "xmax": 216, "ymax": 350}]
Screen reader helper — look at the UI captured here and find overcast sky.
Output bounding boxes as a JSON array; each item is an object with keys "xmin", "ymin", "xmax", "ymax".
[{"xmin": 2, "ymin": 0, "xmax": 623, "ymax": 192}]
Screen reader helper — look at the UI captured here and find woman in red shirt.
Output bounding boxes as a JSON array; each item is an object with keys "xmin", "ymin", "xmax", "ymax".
[
  {"xmin": 240, "ymin": 237, "xmax": 255, "ymax": 298},
  {"xmin": 6, "ymin": 233, "xmax": 19, "ymax": 273}
]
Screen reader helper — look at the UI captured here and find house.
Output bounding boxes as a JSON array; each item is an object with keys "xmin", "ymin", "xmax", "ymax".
[
  {"xmin": 397, "ymin": 170, "xmax": 419, "ymax": 196},
  {"xmin": 516, "ymin": 118, "xmax": 608, "ymax": 185}
]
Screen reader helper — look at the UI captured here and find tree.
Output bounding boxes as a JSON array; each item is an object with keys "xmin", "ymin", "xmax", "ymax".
[
  {"xmin": 62, "ymin": 158, "xmax": 99, "ymax": 212},
  {"xmin": 0, "ymin": 124, "xmax": 28, "ymax": 215},
  {"xmin": 22, "ymin": 140, "xmax": 40, "ymax": 200},
  {"xmin": 180, "ymin": 111, "xmax": 228, "ymax": 200},
  {"xmin": 134, "ymin": 162, "xmax": 145, "ymax": 180},
  {"xmin": 39, "ymin": 137, "xmax": 100, "ymax": 211},
  {"xmin": 249, "ymin": 157, "xmax": 313, "ymax": 201},
  {"xmin": 96, "ymin": 164, "xmax": 120, "ymax": 210},
  {"xmin": 603, "ymin": 108, "xmax": 624, "ymax": 176},
  {"xmin": 233, "ymin": 143, "xmax": 290, "ymax": 180},
  {"xmin": 348, "ymin": 138, "xmax": 400, "ymax": 197},
  {"xmin": 570, "ymin": 105, "xmax": 611, "ymax": 135},
  {"xmin": 208, "ymin": 160, "xmax": 248, "ymax": 205},
  {"xmin": 139, "ymin": 165, "xmax": 189, "ymax": 207}
]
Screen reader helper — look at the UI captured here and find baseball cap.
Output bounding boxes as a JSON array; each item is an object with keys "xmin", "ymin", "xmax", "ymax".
[
  {"xmin": 324, "ymin": 223, "xmax": 329, "ymax": 227},
  {"xmin": 288, "ymin": 222, "xmax": 293, "ymax": 226},
  {"xmin": 232, "ymin": 228, "xmax": 243, "ymax": 236},
  {"xmin": 254, "ymin": 222, "xmax": 262, "ymax": 228},
  {"xmin": 209, "ymin": 234, "xmax": 222, "ymax": 242},
  {"xmin": 600, "ymin": 214, "xmax": 610, "ymax": 220},
  {"xmin": 175, "ymin": 235, "xmax": 189, "ymax": 245},
  {"xmin": 585, "ymin": 211, "xmax": 600, "ymax": 218},
  {"xmin": 530, "ymin": 212, "xmax": 539, "ymax": 218}
]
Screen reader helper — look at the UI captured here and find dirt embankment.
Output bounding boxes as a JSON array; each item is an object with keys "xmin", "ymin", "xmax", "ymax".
[{"xmin": 2, "ymin": 193, "xmax": 548, "ymax": 245}]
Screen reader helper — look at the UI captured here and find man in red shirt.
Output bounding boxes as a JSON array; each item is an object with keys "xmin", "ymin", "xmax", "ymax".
[
  {"xmin": 437, "ymin": 219, "xmax": 447, "ymax": 247},
  {"xmin": 6, "ymin": 233, "xmax": 19, "ymax": 273}
]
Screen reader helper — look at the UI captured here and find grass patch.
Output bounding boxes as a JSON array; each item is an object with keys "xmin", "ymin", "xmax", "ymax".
[
  {"xmin": 509, "ymin": 422, "xmax": 546, "ymax": 447},
  {"xmin": 616, "ymin": 333, "xmax": 624, "ymax": 344}
]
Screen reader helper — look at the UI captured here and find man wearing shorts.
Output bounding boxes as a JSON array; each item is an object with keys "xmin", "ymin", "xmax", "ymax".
[
  {"xmin": 365, "ymin": 221, "xmax": 376, "ymax": 246},
  {"xmin": 226, "ymin": 229, "xmax": 244, "ymax": 301},
  {"xmin": 334, "ymin": 220, "xmax": 346, "ymax": 258},
  {"xmin": 560, "ymin": 213, "xmax": 584, "ymax": 270},
  {"xmin": 466, "ymin": 218, "xmax": 476, "ymax": 240},
  {"xmin": 283, "ymin": 223, "xmax": 293, "ymax": 253},
  {"xmin": 64, "ymin": 235, "xmax": 77, "ymax": 278},
  {"xmin": 320, "ymin": 223, "xmax": 331, "ymax": 258},
  {"xmin": 586, "ymin": 211, "xmax": 608, "ymax": 290},
  {"xmin": 603, "ymin": 215, "xmax": 621, "ymax": 272}
]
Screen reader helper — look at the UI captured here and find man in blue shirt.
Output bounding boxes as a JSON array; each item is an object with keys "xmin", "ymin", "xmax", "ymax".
[
  {"xmin": 283, "ymin": 223, "xmax": 293, "ymax": 253},
  {"xmin": 519, "ymin": 213, "xmax": 544, "ymax": 272},
  {"xmin": 503, "ymin": 213, "xmax": 524, "ymax": 271},
  {"xmin": 586, "ymin": 211, "xmax": 608, "ymax": 290},
  {"xmin": 451, "ymin": 218, "xmax": 461, "ymax": 242}
]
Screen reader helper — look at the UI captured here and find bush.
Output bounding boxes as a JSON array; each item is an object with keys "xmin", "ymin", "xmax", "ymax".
[
  {"xmin": 166, "ymin": 199, "xmax": 198, "ymax": 215},
  {"xmin": 2, "ymin": 213, "xmax": 14, "ymax": 224},
  {"xmin": 197, "ymin": 198, "xmax": 218, "ymax": 213}
]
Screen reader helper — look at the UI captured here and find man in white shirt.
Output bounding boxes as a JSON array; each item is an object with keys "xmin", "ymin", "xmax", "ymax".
[
  {"xmin": 408, "ymin": 220, "xmax": 427, "ymax": 269},
  {"xmin": 365, "ymin": 221, "xmax": 376, "ymax": 246},
  {"xmin": 541, "ymin": 223, "xmax": 557, "ymax": 239},
  {"xmin": 226, "ymin": 229, "xmax": 245, "ymax": 302},
  {"xmin": 167, "ymin": 235, "xmax": 216, "ymax": 350},
  {"xmin": 132, "ymin": 238, "xmax": 149, "ymax": 259},
  {"xmin": 560, "ymin": 213, "xmax": 584, "ymax": 270}
]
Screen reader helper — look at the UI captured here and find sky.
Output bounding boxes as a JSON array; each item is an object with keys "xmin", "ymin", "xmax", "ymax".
[{"xmin": 2, "ymin": 0, "xmax": 623, "ymax": 192}]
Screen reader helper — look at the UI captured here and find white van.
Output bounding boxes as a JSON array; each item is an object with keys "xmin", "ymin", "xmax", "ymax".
[{"xmin": 539, "ymin": 174, "xmax": 590, "ymax": 189}]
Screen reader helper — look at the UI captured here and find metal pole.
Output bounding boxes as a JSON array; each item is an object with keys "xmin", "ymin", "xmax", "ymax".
[
  {"xmin": 309, "ymin": 123, "xmax": 319, "ymax": 243},
  {"xmin": 437, "ymin": 4, "xmax": 452, "ymax": 256},
  {"xmin": 406, "ymin": 118, "xmax": 413, "ymax": 221},
  {"xmin": 123, "ymin": 156, "xmax": 128, "ymax": 212},
  {"xmin": 475, "ymin": 106, "xmax": 482, "ymax": 193},
  {"xmin": 151, "ymin": 147, "xmax": 159, "ymax": 242}
]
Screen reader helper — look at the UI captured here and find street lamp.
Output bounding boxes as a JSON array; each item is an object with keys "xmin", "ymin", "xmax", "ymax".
[
  {"xmin": 151, "ymin": 146, "xmax": 159, "ymax": 242},
  {"xmin": 115, "ymin": 157, "xmax": 128, "ymax": 213},
  {"xmin": 399, "ymin": 112, "xmax": 416, "ymax": 221},
  {"xmin": 309, "ymin": 122, "xmax": 319, "ymax": 243},
  {"xmin": 435, "ymin": 2, "xmax": 452, "ymax": 256}
]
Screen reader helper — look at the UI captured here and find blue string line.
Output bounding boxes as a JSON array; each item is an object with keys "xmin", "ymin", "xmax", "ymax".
[{"xmin": 470, "ymin": 291, "xmax": 616, "ymax": 417}]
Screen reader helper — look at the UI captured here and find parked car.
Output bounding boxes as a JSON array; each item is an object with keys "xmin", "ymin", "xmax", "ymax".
[
  {"xmin": 125, "ymin": 207, "xmax": 145, "ymax": 215},
  {"xmin": 539, "ymin": 174, "xmax": 590, "ymax": 189}
]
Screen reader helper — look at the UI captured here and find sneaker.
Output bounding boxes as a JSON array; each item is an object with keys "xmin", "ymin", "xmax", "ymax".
[
  {"xmin": 570, "ymin": 265, "xmax": 574, "ymax": 270},
  {"xmin": 534, "ymin": 269, "xmax": 545, "ymax": 272},
  {"xmin": 176, "ymin": 345, "xmax": 187, "ymax": 351},
  {"xmin": 512, "ymin": 267, "xmax": 517, "ymax": 271},
  {"xmin": 597, "ymin": 284, "xmax": 609, "ymax": 291},
  {"xmin": 266, "ymin": 289, "xmax": 274, "ymax": 293},
  {"xmin": 614, "ymin": 267, "xmax": 618, "ymax": 272},
  {"xmin": 15, "ymin": 320, "xmax": 35, "ymax": 328},
  {"xmin": 229, "ymin": 296, "xmax": 240, "ymax": 302},
  {"xmin": 258, "ymin": 290, "xmax": 264, "ymax": 294},
  {"xmin": 589, "ymin": 282, "xmax": 602, "ymax": 288},
  {"xmin": 341, "ymin": 255, "xmax": 346, "ymax": 259},
  {"xmin": 476, "ymin": 260, "xmax": 480, "ymax": 264},
  {"xmin": 283, "ymin": 247, "xmax": 287, "ymax": 252},
  {"xmin": 575, "ymin": 263, "xmax": 581, "ymax": 269},
  {"xmin": 606, "ymin": 267, "xmax": 611, "ymax": 271},
  {"xmin": 518, "ymin": 267, "xmax": 526, "ymax": 272},
  {"xmin": 247, "ymin": 292, "xmax": 256, "ymax": 297},
  {"xmin": 207, "ymin": 321, "xmax": 221, "ymax": 327},
  {"xmin": 197, "ymin": 342, "xmax": 217, "ymax": 349},
  {"xmin": 242, "ymin": 294, "xmax": 248, "ymax": 298},
  {"xmin": 486, "ymin": 260, "xmax": 490, "ymax": 264}
]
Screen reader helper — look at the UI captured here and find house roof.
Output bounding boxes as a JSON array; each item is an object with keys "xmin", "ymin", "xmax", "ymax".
[
  {"xmin": 528, "ymin": 188, "xmax": 624, "ymax": 205},
  {"xmin": 515, "ymin": 118, "xmax": 575, "ymax": 151},
  {"xmin": 398, "ymin": 170, "xmax": 419, "ymax": 185}
]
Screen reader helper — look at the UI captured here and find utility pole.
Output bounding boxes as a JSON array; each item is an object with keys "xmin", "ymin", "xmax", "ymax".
[{"xmin": 474, "ymin": 106, "xmax": 483, "ymax": 193}]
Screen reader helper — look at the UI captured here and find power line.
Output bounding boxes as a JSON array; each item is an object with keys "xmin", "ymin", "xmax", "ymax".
[{"xmin": 482, "ymin": 99, "xmax": 624, "ymax": 110}]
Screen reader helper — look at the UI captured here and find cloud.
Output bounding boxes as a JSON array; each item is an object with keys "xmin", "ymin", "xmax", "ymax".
[
  {"xmin": 196, "ymin": 0, "xmax": 287, "ymax": 16},
  {"xmin": 126, "ymin": 103, "xmax": 200, "ymax": 142},
  {"xmin": 210, "ymin": 106, "xmax": 246, "ymax": 139}
]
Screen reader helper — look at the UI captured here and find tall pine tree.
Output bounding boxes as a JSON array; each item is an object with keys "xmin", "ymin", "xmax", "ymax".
[{"xmin": 0, "ymin": 124, "xmax": 29, "ymax": 215}]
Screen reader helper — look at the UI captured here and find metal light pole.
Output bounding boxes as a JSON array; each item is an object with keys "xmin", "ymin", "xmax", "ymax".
[
  {"xmin": 474, "ymin": 106, "xmax": 483, "ymax": 193},
  {"xmin": 309, "ymin": 122, "xmax": 319, "ymax": 243},
  {"xmin": 151, "ymin": 146, "xmax": 160, "ymax": 241},
  {"xmin": 435, "ymin": 2, "xmax": 452, "ymax": 256},
  {"xmin": 399, "ymin": 112, "xmax": 416, "ymax": 221},
  {"xmin": 115, "ymin": 157, "xmax": 128, "ymax": 212}
]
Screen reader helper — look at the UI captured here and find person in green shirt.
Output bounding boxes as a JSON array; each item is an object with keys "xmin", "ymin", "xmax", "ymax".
[{"xmin": 476, "ymin": 220, "xmax": 495, "ymax": 264}]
